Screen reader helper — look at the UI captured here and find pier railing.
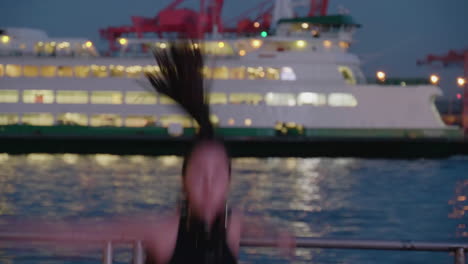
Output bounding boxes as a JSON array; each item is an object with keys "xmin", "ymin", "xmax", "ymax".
[{"xmin": 0, "ymin": 232, "xmax": 467, "ymax": 264}]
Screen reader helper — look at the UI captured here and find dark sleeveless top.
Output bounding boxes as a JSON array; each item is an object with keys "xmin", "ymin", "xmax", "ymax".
[{"xmin": 145, "ymin": 204, "xmax": 238, "ymax": 264}]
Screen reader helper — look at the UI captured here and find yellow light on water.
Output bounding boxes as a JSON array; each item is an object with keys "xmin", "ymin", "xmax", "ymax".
[
  {"xmin": 251, "ymin": 39, "xmax": 262, "ymax": 48},
  {"xmin": 376, "ymin": 71, "xmax": 386, "ymax": 81},
  {"xmin": 296, "ymin": 40, "xmax": 306, "ymax": 48},
  {"xmin": 85, "ymin": 41, "xmax": 93, "ymax": 48},
  {"xmin": 430, "ymin": 74, "xmax": 439, "ymax": 85},
  {"xmin": 218, "ymin": 41, "xmax": 225, "ymax": 48},
  {"xmin": 1, "ymin": 35, "xmax": 10, "ymax": 44},
  {"xmin": 457, "ymin": 77, "xmax": 466, "ymax": 87},
  {"xmin": 301, "ymin": 23, "xmax": 309, "ymax": 29},
  {"xmin": 119, "ymin": 38, "xmax": 128, "ymax": 45},
  {"xmin": 253, "ymin": 22, "xmax": 260, "ymax": 28},
  {"xmin": 239, "ymin": 50, "xmax": 246, "ymax": 56}
]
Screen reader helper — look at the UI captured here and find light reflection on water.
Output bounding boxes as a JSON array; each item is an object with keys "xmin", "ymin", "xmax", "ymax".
[{"xmin": 0, "ymin": 154, "xmax": 466, "ymax": 264}]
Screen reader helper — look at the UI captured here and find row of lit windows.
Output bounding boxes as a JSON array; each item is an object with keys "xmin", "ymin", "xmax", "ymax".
[
  {"xmin": 0, "ymin": 90, "xmax": 358, "ymax": 107},
  {"xmin": 0, "ymin": 113, "xmax": 254, "ymax": 127},
  {"xmin": 0, "ymin": 64, "xmax": 296, "ymax": 81}
]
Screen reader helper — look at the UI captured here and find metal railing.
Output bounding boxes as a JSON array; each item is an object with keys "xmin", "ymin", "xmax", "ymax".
[{"xmin": 0, "ymin": 232, "xmax": 467, "ymax": 264}]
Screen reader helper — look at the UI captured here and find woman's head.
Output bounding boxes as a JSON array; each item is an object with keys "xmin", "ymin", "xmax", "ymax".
[{"xmin": 182, "ymin": 140, "xmax": 231, "ymax": 224}]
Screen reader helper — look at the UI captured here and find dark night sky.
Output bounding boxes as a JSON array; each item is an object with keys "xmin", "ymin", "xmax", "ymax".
[{"xmin": 1, "ymin": 0, "xmax": 467, "ymax": 97}]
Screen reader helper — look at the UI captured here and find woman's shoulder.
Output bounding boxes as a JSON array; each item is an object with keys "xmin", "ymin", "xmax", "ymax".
[{"xmin": 144, "ymin": 211, "xmax": 180, "ymax": 264}]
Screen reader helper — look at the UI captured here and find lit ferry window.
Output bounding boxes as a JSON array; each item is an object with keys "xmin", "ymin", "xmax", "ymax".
[
  {"xmin": 210, "ymin": 114, "xmax": 219, "ymax": 126},
  {"xmin": 41, "ymin": 66, "xmax": 57, "ymax": 77},
  {"xmin": 280, "ymin": 67, "xmax": 296, "ymax": 81},
  {"xmin": 125, "ymin": 92, "xmax": 157, "ymax": 104},
  {"xmin": 56, "ymin": 91, "xmax": 88, "ymax": 104},
  {"xmin": 229, "ymin": 67, "xmax": 245, "ymax": 80},
  {"xmin": 328, "ymin": 93, "xmax": 358, "ymax": 107},
  {"xmin": 297, "ymin": 92, "xmax": 327, "ymax": 106},
  {"xmin": 0, "ymin": 114, "xmax": 19, "ymax": 125},
  {"xmin": 126, "ymin": 66, "xmax": 143, "ymax": 78},
  {"xmin": 125, "ymin": 115, "xmax": 156, "ymax": 127},
  {"xmin": 159, "ymin": 95, "xmax": 176, "ymax": 105},
  {"xmin": 0, "ymin": 90, "xmax": 19, "ymax": 103},
  {"xmin": 57, "ymin": 113, "xmax": 88, "ymax": 126},
  {"xmin": 91, "ymin": 65, "xmax": 108, "ymax": 78},
  {"xmin": 337, "ymin": 66, "xmax": 356, "ymax": 85},
  {"xmin": 229, "ymin": 93, "xmax": 263, "ymax": 105},
  {"xmin": 143, "ymin": 65, "xmax": 160, "ymax": 75},
  {"xmin": 202, "ymin": 66, "xmax": 212, "ymax": 79},
  {"xmin": 265, "ymin": 92, "xmax": 296, "ymax": 106},
  {"xmin": 159, "ymin": 115, "xmax": 193, "ymax": 127},
  {"xmin": 23, "ymin": 65, "xmax": 39, "ymax": 77},
  {"xmin": 213, "ymin": 67, "xmax": 229, "ymax": 80},
  {"xmin": 22, "ymin": 113, "xmax": 54, "ymax": 126},
  {"xmin": 266, "ymin": 68, "xmax": 280, "ymax": 80},
  {"xmin": 58, "ymin": 66, "xmax": 74, "ymax": 77},
  {"xmin": 6, "ymin": 64, "xmax": 22, "ymax": 78},
  {"xmin": 91, "ymin": 91, "xmax": 122, "ymax": 104},
  {"xmin": 247, "ymin": 67, "xmax": 265, "ymax": 80},
  {"xmin": 23, "ymin": 90, "xmax": 54, "ymax": 104},
  {"xmin": 109, "ymin": 65, "xmax": 125, "ymax": 77},
  {"xmin": 244, "ymin": 118, "xmax": 252, "ymax": 126},
  {"xmin": 0, "ymin": 64, "xmax": 3, "ymax": 77},
  {"xmin": 74, "ymin": 66, "xmax": 90, "ymax": 78},
  {"xmin": 90, "ymin": 114, "xmax": 122, "ymax": 127},
  {"xmin": 209, "ymin": 93, "xmax": 227, "ymax": 104}
]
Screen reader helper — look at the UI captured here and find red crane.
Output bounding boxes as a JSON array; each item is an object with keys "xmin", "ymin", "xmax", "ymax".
[
  {"xmin": 418, "ymin": 49, "xmax": 468, "ymax": 133},
  {"xmin": 309, "ymin": 0, "xmax": 329, "ymax": 16}
]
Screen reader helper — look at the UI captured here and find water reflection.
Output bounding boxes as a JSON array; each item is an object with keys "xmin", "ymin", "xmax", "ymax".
[{"xmin": 0, "ymin": 154, "xmax": 464, "ymax": 264}]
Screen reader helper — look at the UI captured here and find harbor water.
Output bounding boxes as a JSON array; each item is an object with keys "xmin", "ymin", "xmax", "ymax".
[{"xmin": 0, "ymin": 154, "xmax": 467, "ymax": 264}]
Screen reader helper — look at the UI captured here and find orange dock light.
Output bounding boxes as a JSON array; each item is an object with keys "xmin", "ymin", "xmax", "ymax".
[
  {"xmin": 430, "ymin": 74, "xmax": 440, "ymax": 85},
  {"xmin": 376, "ymin": 71, "xmax": 386, "ymax": 82}
]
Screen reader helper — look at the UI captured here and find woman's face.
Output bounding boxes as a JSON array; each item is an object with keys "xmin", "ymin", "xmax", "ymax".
[{"xmin": 183, "ymin": 143, "xmax": 230, "ymax": 224}]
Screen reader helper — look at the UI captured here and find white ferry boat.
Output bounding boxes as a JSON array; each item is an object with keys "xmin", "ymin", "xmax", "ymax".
[{"xmin": 0, "ymin": 0, "xmax": 448, "ymax": 132}]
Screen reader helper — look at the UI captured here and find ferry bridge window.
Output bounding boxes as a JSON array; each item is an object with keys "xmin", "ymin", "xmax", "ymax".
[
  {"xmin": 213, "ymin": 67, "xmax": 229, "ymax": 80},
  {"xmin": 23, "ymin": 65, "xmax": 39, "ymax": 77},
  {"xmin": 126, "ymin": 66, "xmax": 143, "ymax": 78},
  {"xmin": 91, "ymin": 91, "xmax": 123, "ymax": 104},
  {"xmin": 23, "ymin": 90, "xmax": 54, "ymax": 104},
  {"xmin": 56, "ymin": 91, "xmax": 88, "ymax": 104},
  {"xmin": 337, "ymin": 66, "xmax": 356, "ymax": 85},
  {"xmin": 6, "ymin": 64, "xmax": 22, "ymax": 78},
  {"xmin": 110, "ymin": 65, "xmax": 125, "ymax": 77},
  {"xmin": 159, "ymin": 115, "xmax": 193, "ymax": 127},
  {"xmin": 265, "ymin": 92, "xmax": 296, "ymax": 106},
  {"xmin": 41, "ymin": 66, "xmax": 57, "ymax": 77},
  {"xmin": 229, "ymin": 67, "xmax": 245, "ymax": 80},
  {"xmin": 44, "ymin": 42, "xmax": 56, "ymax": 56},
  {"xmin": 0, "ymin": 114, "xmax": 19, "ymax": 125},
  {"xmin": 229, "ymin": 93, "xmax": 263, "ymax": 105},
  {"xmin": 280, "ymin": 67, "xmax": 296, "ymax": 81},
  {"xmin": 0, "ymin": 64, "xmax": 3, "ymax": 77},
  {"xmin": 209, "ymin": 93, "xmax": 228, "ymax": 104},
  {"xmin": 22, "ymin": 113, "xmax": 54, "ymax": 126},
  {"xmin": 74, "ymin": 66, "xmax": 90, "ymax": 78},
  {"xmin": 0, "ymin": 90, "xmax": 19, "ymax": 103},
  {"xmin": 247, "ymin": 67, "xmax": 265, "ymax": 80},
  {"xmin": 90, "ymin": 114, "xmax": 122, "ymax": 127},
  {"xmin": 57, "ymin": 113, "xmax": 88, "ymax": 126},
  {"xmin": 159, "ymin": 95, "xmax": 176, "ymax": 105},
  {"xmin": 58, "ymin": 66, "xmax": 74, "ymax": 77},
  {"xmin": 125, "ymin": 115, "xmax": 156, "ymax": 127},
  {"xmin": 34, "ymin": 42, "xmax": 45, "ymax": 55},
  {"xmin": 297, "ymin": 92, "xmax": 327, "ymax": 106},
  {"xmin": 125, "ymin": 91, "xmax": 157, "ymax": 104},
  {"xmin": 266, "ymin": 67, "xmax": 280, "ymax": 80},
  {"xmin": 91, "ymin": 65, "xmax": 108, "ymax": 78},
  {"xmin": 328, "ymin": 93, "xmax": 358, "ymax": 107}
]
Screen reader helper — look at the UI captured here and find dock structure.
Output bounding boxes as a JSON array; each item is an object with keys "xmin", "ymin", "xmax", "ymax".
[{"xmin": 0, "ymin": 232, "xmax": 467, "ymax": 264}]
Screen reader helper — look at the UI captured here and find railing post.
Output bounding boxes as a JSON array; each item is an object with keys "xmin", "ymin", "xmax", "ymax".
[
  {"xmin": 133, "ymin": 240, "xmax": 144, "ymax": 264},
  {"xmin": 455, "ymin": 248, "xmax": 465, "ymax": 264},
  {"xmin": 102, "ymin": 241, "xmax": 113, "ymax": 264}
]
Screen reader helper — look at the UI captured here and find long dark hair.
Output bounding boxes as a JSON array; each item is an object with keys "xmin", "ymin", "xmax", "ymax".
[{"xmin": 145, "ymin": 41, "xmax": 230, "ymax": 177}]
